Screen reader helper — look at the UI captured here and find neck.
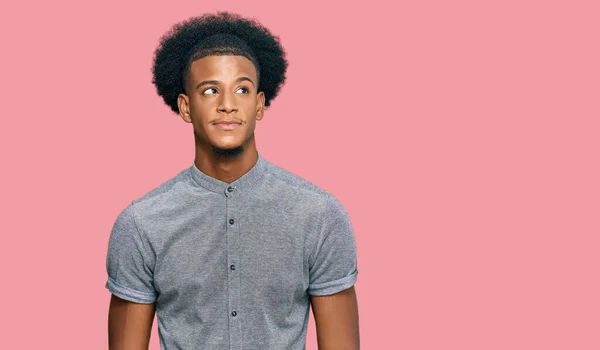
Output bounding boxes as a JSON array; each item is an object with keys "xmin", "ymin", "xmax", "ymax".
[{"xmin": 194, "ymin": 138, "xmax": 259, "ymax": 184}]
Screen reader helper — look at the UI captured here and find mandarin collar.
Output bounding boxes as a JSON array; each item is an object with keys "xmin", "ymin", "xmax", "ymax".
[{"xmin": 189, "ymin": 151, "xmax": 267, "ymax": 195}]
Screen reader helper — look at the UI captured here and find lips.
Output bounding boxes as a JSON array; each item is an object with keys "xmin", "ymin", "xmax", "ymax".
[{"xmin": 213, "ymin": 121, "xmax": 242, "ymax": 130}]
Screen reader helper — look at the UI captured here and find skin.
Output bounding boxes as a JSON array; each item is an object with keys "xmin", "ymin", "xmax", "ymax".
[
  {"xmin": 108, "ymin": 54, "xmax": 360, "ymax": 349},
  {"xmin": 108, "ymin": 295, "xmax": 155, "ymax": 350},
  {"xmin": 178, "ymin": 54, "xmax": 265, "ymax": 183},
  {"xmin": 312, "ymin": 286, "xmax": 360, "ymax": 350}
]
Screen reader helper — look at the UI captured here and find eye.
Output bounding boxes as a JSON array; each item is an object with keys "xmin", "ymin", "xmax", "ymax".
[
  {"xmin": 203, "ymin": 88, "xmax": 218, "ymax": 95},
  {"xmin": 236, "ymin": 87, "xmax": 249, "ymax": 94}
]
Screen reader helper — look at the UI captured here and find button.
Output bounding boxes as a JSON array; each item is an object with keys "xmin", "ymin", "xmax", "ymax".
[
  {"xmin": 229, "ymin": 219, "xmax": 234, "ymax": 225},
  {"xmin": 227, "ymin": 186, "xmax": 234, "ymax": 192},
  {"xmin": 230, "ymin": 264, "xmax": 236, "ymax": 271},
  {"xmin": 231, "ymin": 310, "xmax": 237, "ymax": 317}
]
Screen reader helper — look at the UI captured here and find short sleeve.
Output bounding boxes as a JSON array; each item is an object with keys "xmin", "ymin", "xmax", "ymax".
[
  {"xmin": 307, "ymin": 195, "xmax": 358, "ymax": 296},
  {"xmin": 105, "ymin": 202, "xmax": 157, "ymax": 304}
]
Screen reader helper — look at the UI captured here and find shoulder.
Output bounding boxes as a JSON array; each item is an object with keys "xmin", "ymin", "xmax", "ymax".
[
  {"xmin": 109, "ymin": 166, "xmax": 199, "ymax": 229},
  {"xmin": 132, "ymin": 167, "xmax": 192, "ymax": 206},
  {"xmin": 261, "ymin": 160, "xmax": 347, "ymax": 217},
  {"xmin": 125, "ymin": 165, "xmax": 203, "ymax": 214}
]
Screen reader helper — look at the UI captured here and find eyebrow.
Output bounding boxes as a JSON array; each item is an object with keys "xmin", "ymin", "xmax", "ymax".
[{"xmin": 196, "ymin": 77, "xmax": 255, "ymax": 90}]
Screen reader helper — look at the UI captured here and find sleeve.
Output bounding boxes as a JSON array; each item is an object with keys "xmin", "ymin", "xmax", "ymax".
[
  {"xmin": 307, "ymin": 195, "xmax": 359, "ymax": 296},
  {"xmin": 105, "ymin": 202, "xmax": 158, "ymax": 304}
]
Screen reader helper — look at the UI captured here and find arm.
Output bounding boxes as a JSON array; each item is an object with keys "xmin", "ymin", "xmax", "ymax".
[
  {"xmin": 108, "ymin": 294, "xmax": 156, "ymax": 350},
  {"xmin": 311, "ymin": 286, "xmax": 360, "ymax": 350},
  {"xmin": 105, "ymin": 203, "xmax": 158, "ymax": 349}
]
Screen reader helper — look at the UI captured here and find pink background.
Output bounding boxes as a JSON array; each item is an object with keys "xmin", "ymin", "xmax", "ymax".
[{"xmin": 1, "ymin": 0, "xmax": 599, "ymax": 349}]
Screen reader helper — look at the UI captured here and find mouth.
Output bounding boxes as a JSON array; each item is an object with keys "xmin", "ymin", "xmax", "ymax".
[{"xmin": 213, "ymin": 122, "xmax": 242, "ymax": 131}]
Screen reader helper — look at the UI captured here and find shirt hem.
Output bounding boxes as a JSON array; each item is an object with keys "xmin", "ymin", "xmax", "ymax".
[
  {"xmin": 307, "ymin": 269, "xmax": 358, "ymax": 296},
  {"xmin": 106, "ymin": 277, "xmax": 157, "ymax": 304}
]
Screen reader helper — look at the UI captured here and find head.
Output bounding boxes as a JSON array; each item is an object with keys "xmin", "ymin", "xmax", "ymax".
[{"xmin": 151, "ymin": 12, "xmax": 288, "ymax": 158}]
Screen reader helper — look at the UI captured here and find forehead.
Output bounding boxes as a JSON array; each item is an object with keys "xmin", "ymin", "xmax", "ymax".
[{"xmin": 189, "ymin": 55, "xmax": 257, "ymax": 82}]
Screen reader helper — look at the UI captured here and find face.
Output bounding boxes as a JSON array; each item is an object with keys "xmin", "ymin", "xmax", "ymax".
[{"xmin": 177, "ymin": 55, "xmax": 265, "ymax": 156}]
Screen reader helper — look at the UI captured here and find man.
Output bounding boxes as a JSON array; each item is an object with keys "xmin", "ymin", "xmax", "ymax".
[{"xmin": 105, "ymin": 12, "xmax": 359, "ymax": 350}]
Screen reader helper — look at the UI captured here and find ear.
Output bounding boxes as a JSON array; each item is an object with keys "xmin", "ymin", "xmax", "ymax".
[
  {"xmin": 177, "ymin": 93, "xmax": 192, "ymax": 123},
  {"xmin": 255, "ymin": 91, "xmax": 265, "ymax": 121}
]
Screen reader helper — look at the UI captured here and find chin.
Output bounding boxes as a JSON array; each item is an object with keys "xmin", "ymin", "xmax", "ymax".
[
  {"xmin": 214, "ymin": 141, "xmax": 242, "ymax": 150},
  {"xmin": 211, "ymin": 143, "xmax": 245, "ymax": 158}
]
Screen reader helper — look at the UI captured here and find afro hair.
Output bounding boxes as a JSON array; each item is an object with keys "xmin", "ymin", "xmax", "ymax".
[{"xmin": 152, "ymin": 12, "xmax": 288, "ymax": 114}]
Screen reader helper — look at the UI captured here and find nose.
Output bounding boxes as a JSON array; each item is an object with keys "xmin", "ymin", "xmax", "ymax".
[{"xmin": 217, "ymin": 90, "xmax": 238, "ymax": 114}]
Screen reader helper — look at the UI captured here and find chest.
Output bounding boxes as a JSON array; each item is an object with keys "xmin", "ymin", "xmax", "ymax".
[{"xmin": 151, "ymin": 207, "xmax": 308, "ymax": 305}]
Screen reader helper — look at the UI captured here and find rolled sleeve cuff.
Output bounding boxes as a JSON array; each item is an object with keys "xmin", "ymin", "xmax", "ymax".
[
  {"xmin": 307, "ymin": 269, "xmax": 358, "ymax": 296},
  {"xmin": 106, "ymin": 277, "xmax": 157, "ymax": 304}
]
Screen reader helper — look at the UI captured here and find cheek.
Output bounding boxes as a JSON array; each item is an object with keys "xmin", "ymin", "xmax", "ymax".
[
  {"xmin": 189, "ymin": 99, "xmax": 215, "ymax": 121},
  {"xmin": 190, "ymin": 96, "xmax": 211, "ymax": 112},
  {"xmin": 241, "ymin": 98, "xmax": 259, "ymax": 115}
]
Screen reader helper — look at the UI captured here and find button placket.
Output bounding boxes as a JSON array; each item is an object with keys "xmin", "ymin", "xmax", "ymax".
[{"xmin": 225, "ymin": 186, "xmax": 242, "ymax": 345}]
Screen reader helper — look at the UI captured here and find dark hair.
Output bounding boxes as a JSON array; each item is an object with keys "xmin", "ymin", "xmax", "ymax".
[{"xmin": 152, "ymin": 12, "xmax": 288, "ymax": 114}]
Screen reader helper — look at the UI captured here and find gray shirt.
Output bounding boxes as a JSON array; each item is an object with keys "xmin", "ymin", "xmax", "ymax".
[{"xmin": 105, "ymin": 152, "xmax": 358, "ymax": 349}]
